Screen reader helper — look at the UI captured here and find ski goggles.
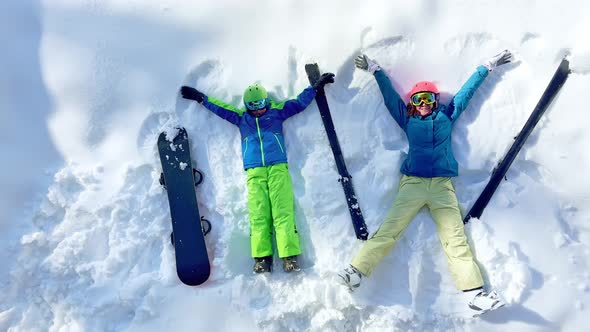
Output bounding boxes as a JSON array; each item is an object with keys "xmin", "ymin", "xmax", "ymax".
[
  {"xmin": 245, "ymin": 99, "xmax": 268, "ymax": 111},
  {"xmin": 410, "ymin": 92, "xmax": 437, "ymax": 106}
]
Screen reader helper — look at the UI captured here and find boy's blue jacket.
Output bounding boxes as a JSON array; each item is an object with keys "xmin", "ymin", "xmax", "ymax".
[
  {"xmin": 374, "ymin": 66, "xmax": 489, "ymax": 177},
  {"xmin": 201, "ymin": 86, "xmax": 317, "ymax": 170}
]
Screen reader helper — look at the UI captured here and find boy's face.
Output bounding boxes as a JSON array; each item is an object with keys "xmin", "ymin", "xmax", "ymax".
[{"xmin": 250, "ymin": 108, "xmax": 267, "ymax": 117}]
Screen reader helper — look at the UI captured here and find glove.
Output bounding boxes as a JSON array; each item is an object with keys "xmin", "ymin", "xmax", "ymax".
[
  {"xmin": 313, "ymin": 72, "xmax": 335, "ymax": 91},
  {"xmin": 483, "ymin": 50, "xmax": 513, "ymax": 71},
  {"xmin": 180, "ymin": 86, "xmax": 205, "ymax": 103},
  {"xmin": 354, "ymin": 54, "xmax": 381, "ymax": 74}
]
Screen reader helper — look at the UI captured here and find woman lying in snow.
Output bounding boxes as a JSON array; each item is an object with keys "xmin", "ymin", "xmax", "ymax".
[{"xmin": 339, "ymin": 50, "xmax": 513, "ymax": 316}]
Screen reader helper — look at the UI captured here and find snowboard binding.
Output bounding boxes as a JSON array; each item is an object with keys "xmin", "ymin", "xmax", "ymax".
[
  {"xmin": 159, "ymin": 168, "xmax": 203, "ymax": 189},
  {"xmin": 170, "ymin": 216, "xmax": 211, "ymax": 246}
]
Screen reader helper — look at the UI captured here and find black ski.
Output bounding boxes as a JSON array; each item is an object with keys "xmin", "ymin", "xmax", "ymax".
[
  {"xmin": 464, "ymin": 58, "xmax": 571, "ymax": 224},
  {"xmin": 305, "ymin": 63, "xmax": 369, "ymax": 240}
]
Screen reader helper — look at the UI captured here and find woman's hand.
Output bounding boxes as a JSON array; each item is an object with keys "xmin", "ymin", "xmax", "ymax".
[
  {"xmin": 483, "ymin": 50, "xmax": 513, "ymax": 71},
  {"xmin": 354, "ymin": 54, "xmax": 381, "ymax": 74}
]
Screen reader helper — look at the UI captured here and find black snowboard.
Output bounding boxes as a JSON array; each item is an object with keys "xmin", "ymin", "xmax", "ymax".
[{"xmin": 157, "ymin": 127, "xmax": 210, "ymax": 285}]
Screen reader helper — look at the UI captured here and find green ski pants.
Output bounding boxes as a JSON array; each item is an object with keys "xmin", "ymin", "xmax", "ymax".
[
  {"xmin": 246, "ymin": 163, "xmax": 301, "ymax": 258},
  {"xmin": 351, "ymin": 175, "xmax": 484, "ymax": 291}
]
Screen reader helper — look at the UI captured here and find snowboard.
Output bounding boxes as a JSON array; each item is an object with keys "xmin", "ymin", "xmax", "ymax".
[
  {"xmin": 305, "ymin": 63, "xmax": 369, "ymax": 240},
  {"xmin": 157, "ymin": 127, "xmax": 210, "ymax": 285},
  {"xmin": 464, "ymin": 58, "xmax": 571, "ymax": 224}
]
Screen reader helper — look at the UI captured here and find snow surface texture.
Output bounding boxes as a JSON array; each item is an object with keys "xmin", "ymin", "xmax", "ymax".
[{"xmin": 2, "ymin": 0, "xmax": 590, "ymax": 331}]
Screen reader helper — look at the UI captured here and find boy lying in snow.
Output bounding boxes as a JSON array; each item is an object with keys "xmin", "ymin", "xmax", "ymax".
[{"xmin": 180, "ymin": 72, "xmax": 334, "ymax": 273}]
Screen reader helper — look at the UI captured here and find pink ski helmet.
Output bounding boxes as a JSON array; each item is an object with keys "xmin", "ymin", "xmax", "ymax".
[{"xmin": 409, "ymin": 81, "xmax": 439, "ymax": 97}]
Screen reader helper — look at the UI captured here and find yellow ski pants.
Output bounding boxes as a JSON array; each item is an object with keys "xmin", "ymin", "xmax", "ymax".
[{"xmin": 351, "ymin": 175, "xmax": 484, "ymax": 290}]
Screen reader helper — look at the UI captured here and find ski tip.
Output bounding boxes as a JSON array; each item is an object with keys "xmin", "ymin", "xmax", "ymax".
[
  {"xmin": 554, "ymin": 57, "xmax": 571, "ymax": 77},
  {"xmin": 305, "ymin": 63, "xmax": 322, "ymax": 84},
  {"xmin": 463, "ymin": 215, "xmax": 480, "ymax": 225},
  {"xmin": 559, "ymin": 57, "xmax": 570, "ymax": 69},
  {"xmin": 463, "ymin": 216, "xmax": 471, "ymax": 225},
  {"xmin": 305, "ymin": 63, "xmax": 320, "ymax": 75}
]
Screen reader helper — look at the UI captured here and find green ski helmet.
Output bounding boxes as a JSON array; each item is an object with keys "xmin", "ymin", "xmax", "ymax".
[{"xmin": 243, "ymin": 83, "xmax": 269, "ymax": 111}]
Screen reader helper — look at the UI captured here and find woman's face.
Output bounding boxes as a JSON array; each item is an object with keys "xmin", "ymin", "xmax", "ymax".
[
  {"xmin": 410, "ymin": 91, "xmax": 436, "ymax": 116},
  {"xmin": 416, "ymin": 102, "xmax": 434, "ymax": 116}
]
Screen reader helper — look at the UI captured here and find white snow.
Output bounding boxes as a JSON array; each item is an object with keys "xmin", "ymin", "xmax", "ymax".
[{"xmin": 2, "ymin": 0, "xmax": 590, "ymax": 331}]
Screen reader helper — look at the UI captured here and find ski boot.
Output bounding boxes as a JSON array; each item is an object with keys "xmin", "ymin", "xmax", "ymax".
[
  {"xmin": 253, "ymin": 256, "xmax": 272, "ymax": 274},
  {"xmin": 468, "ymin": 290, "xmax": 506, "ymax": 317},
  {"xmin": 338, "ymin": 265, "xmax": 363, "ymax": 291},
  {"xmin": 282, "ymin": 256, "xmax": 301, "ymax": 272}
]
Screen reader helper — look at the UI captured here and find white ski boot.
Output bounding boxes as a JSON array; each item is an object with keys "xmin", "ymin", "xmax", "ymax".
[
  {"xmin": 338, "ymin": 265, "xmax": 363, "ymax": 291},
  {"xmin": 468, "ymin": 290, "xmax": 506, "ymax": 317}
]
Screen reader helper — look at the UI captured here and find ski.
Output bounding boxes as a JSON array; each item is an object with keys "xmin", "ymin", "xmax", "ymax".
[
  {"xmin": 464, "ymin": 58, "xmax": 571, "ymax": 224},
  {"xmin": 305, "ymin": 63, "xmax": 369, "ymax": 240}
]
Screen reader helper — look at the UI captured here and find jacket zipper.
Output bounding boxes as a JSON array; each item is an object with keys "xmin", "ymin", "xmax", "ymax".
[
  {"xmin": 255, "ymin": 117, "xmax": 266, "ymax": 166},
  {"xmin": 243, "ymin": 137, "xmax": 249, "ymax": 159},
  {"xmin": 432, "ymin": 121, "xmax": 435, "ymax": 176},
  {"xmin": 273, "ymin": 133, "xmax": 284, "ymax": 153},
  {"xmin": 445, "ymin": 147, "xmax": 451, "ymax": 167}
]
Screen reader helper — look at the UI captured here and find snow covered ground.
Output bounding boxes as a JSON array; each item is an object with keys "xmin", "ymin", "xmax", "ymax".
[{"xmin": 2, "ymin": 0, "xmax": 590, "ymax": 330}]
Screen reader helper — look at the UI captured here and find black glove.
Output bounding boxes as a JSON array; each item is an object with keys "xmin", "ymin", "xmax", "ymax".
[
  {"xmin": 180, "ymin": 86, "xmax": 205, "ymax": 103},
  {"xmin": 313, "ymin": 73, "xmax": 335, "ymax": 91}
]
